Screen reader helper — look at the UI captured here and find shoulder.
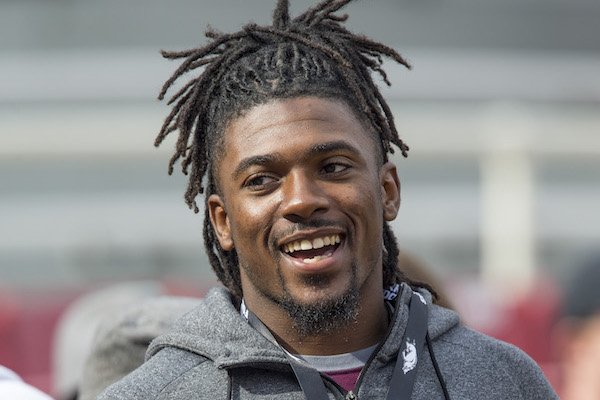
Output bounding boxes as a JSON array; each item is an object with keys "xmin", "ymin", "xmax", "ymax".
[
  {"xmin": 98, "ymin": 347, "xmax": 228, "ymax": 400},
  {"xmin": 429, "ymin": 315, "xmax": 558, "ymax": 399}
]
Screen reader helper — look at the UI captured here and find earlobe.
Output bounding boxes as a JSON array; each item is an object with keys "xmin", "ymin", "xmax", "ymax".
[
  {"xmin": 207, "ymin": 194, "xmax": 234, "ymax": 251},
  {"xmin": 380, "ymin": 162, "xmax": 401, "ymax": 221}
]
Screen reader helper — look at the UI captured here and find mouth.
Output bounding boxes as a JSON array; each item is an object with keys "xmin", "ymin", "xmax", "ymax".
[{"xmin": 280, "ymin": 234, "xmax": 342, "ymax": 264}]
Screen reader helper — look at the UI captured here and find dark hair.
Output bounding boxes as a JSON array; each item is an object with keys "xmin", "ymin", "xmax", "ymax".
[{"xmin": 156, "ymin": 0, "xmax": 435, "ymax": 299}]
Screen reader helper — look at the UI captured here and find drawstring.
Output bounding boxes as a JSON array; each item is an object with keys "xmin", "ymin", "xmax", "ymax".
[
  {"xmin": 227, "ymin": 370, "xmax": 233, "ymax": 400},
  {"xmin": 427, "ymin": 333, "xmax": 451, "ymax": 400}
]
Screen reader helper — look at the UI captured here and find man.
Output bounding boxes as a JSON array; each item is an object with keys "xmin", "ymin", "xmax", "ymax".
[{"xmin": 100, "ymin": 1, "xmax": 557, "ymax": 398}]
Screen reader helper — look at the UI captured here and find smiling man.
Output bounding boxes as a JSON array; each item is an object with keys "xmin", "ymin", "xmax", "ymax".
[{"xmin": 99, "ymin": 1, "xmax": 557, "ymax": 399}]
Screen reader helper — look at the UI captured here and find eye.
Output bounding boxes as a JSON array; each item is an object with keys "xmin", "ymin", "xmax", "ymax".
[
  {"xmin": 243, "ymin": 174, "xmax": 278, "ymax": 190},
  {"xmin": 321, "ymin": 162, "xmax": 350, "ymax": 175}
]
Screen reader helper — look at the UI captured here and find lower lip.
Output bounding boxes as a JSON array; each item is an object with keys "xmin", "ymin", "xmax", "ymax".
[{"xmin": 282, "ymin": 243, "xmax": 344, "ymax": 273}]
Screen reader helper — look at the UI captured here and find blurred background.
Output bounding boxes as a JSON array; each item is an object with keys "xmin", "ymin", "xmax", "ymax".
[{"xmin": 1, "ymin": 0, "xmax": 599, "ymax": 398}]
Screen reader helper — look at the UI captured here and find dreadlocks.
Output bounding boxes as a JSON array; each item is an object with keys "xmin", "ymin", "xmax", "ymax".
[{"xmin": 156, "ymin": 0, "xmax": 435, "ymax": 300}]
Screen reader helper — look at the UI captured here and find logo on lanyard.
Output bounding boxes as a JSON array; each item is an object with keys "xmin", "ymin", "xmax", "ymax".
[{"xmin": 401, "ymin": 338, "xmax": 418, "ymax": 374}]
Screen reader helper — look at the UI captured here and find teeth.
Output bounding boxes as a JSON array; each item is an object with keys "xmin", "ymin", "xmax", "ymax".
[
  {"xmin": 283, "ymin": 234, "xmax": 341, "ymax": 253},
  {"xmin": 303, "ymin": 255, "xmax": 325, "ymax": 264},
  {"xmin": 313, "ymin": 237, "xmax": 324, "ymax": 249}
]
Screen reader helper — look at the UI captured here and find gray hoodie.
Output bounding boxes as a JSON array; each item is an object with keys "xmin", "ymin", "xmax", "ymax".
[{"xmin": 99, "ymin": 285, "xmax": 557, "ymax": 399}]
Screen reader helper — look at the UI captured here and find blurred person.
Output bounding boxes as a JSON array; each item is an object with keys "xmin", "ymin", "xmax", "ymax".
[
  {"xmin": 99, "ymin": 1, "xmax": 556, "ymax": 399},
  {"xmin": 77, "ymin": 296, "xmax": 200, "ymax": 400},
  {"xmin": 52, "ymin": 281, "xmax": 165, "ymax": 400},
  {"xmin": 0, "ymin": 365, "xmax": 54, "ymax": 400},
  {"xmin": 557, "ymin": 252, "xmax": 600, "ymax": 399}
]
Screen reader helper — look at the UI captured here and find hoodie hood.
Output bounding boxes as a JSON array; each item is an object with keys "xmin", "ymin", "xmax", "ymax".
[{"xmin": 147, "ymin": 287, "xmax": 286, "ymax": 369}]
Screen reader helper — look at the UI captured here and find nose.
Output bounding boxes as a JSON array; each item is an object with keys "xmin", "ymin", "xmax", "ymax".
[{"xmin": 280, "ymin": 171, "xmax": 329, "ymax": 222}]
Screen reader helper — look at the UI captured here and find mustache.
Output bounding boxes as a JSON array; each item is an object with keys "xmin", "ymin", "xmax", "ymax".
[{"xmin": 271, "ymin": 219, "xmax": 344, "ymax": 248}]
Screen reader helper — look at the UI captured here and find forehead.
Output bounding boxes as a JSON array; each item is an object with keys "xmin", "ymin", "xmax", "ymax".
[{"xmin": 219, "ymin": 96, "xmax": 380, "ymax": 166}]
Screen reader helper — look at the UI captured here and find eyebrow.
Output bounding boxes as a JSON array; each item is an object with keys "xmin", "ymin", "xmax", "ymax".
[
  {"xmin": 306, "ymin": 141, "xmax": 360, "ymax": 159},
  {"xmin": 231, "ymin": 140, "xmax": 361, "ymax": 180},
  {"xmin": 232, "ymin": 154, "xmax": 281, "ymax": 181}
]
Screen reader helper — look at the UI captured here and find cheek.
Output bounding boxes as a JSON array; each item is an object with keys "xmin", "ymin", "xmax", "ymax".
[
  {"xmin": 234, "ymin": 193, "xmax": 280, "ymax": 219},
  {"xmin": 343, "ymin": 181, "xmax": 382, "ymax": 218},
  {"xmin": 229, "ymin": 198, "xmax": 277, "ymax": 249},
  {"xmin": 346, "ymin": 181, "xmax": 384, "ymax": 253}
]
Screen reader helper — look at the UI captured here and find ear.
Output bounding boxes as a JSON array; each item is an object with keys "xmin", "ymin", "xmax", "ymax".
[
  {"xmin": 380, "ymin": 162, "xmax": 401, "ymax": 221},
  {"xmin": 207, "ymin": 194, "xmax": 234, "ymax": 251}
]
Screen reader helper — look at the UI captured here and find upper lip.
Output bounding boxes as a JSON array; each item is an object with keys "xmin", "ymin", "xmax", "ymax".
[{"xmin": 276, "ymin": 228, "xmax": 345, "ymax": 249}]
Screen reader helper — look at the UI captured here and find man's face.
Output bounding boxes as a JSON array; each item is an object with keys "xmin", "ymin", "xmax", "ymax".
[{"xmin": 208, "ymin": 97, "xmax": 400, "ymax": 329}]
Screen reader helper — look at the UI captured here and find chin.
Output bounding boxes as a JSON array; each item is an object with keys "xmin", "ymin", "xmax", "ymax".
[
  {"xmin": 278, "ymin": 266, "xmax": 360, "ymax": 336},
  {"xmin": 280, "ymin": 287, "xmax": 359, "ymax": 337}
]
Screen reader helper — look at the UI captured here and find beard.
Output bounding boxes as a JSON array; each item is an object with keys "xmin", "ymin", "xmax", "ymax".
[{"xmin": 264, "ymin": 261, "xmax": 361, "ymax": 337}]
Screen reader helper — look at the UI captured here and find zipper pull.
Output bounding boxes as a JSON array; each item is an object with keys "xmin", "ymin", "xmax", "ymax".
[{"xmin": 345, "ymin": 391, "xmax": 357, "ymax": 400}]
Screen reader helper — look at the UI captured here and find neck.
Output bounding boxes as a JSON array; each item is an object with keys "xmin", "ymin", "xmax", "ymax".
[{"xmin": 244, "ymin": 290, "xmax": 389, "ymax": 356}]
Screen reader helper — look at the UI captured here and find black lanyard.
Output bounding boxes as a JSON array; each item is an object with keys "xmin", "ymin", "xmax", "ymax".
[{"xmin": 244, "ymin": 290, "xmax": 429, "ymax": 400}]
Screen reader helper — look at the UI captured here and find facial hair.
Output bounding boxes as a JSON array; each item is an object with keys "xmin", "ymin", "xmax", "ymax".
[
  {"xmin": 242, "ymin": 218, "xmax": 361, "ymax": 336},
  {"xmin": 270, "ymin": 261, "xmax": 360, "ymax": 337}
]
